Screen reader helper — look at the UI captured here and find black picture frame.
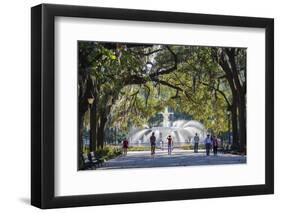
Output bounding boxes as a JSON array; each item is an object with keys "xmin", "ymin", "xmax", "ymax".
[{"xmin": 31, "ymin": 3, "xmax": 274, "ymax": 209}]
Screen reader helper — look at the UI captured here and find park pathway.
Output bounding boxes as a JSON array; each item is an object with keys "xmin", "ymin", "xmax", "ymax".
[{"xmin": 97, "ymin": 149, "xmax": 246, "ymax": 170}]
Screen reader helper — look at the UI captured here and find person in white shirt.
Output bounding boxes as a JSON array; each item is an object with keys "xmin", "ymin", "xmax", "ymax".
[{"xmin": 204, "ymin": 134, "xmax": 212, "ymax": 156}]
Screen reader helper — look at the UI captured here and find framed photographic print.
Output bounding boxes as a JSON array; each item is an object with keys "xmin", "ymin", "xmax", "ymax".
[{"xmin": 31, "ymin": 3, "xmax": 274, "ymax": 209}]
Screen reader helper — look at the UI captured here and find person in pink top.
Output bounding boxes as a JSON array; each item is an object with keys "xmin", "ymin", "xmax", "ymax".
[
  {"xmin": 167, "ymin": 135, "xmax": 173, "ymax": 155},
  {"xmin": 122, "ymin": 138, "xmax": 129, "ymax": 156},
  {"xmin": 212, "ymin": 135, "xmax": 219, "ymax": 156}
]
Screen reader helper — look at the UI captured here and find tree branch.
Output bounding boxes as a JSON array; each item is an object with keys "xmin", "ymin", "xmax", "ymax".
[
  {"xmin": 149, "ymin": 46, "xmax": 178, "ymax": 78},
  {"xmin": 224, "ymin": 49, "xmax": 242, "ymax": 94},
  {"xmin": 199, "ymin": 80, "xmax": 231, "ymax": 107}
]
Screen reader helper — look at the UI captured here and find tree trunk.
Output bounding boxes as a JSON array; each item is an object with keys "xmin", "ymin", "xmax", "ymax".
[
  {"xmin": 97, "ymin": 113, "xmax": 107, "ymax": 149},
  {"xmin": 223, "ymin": 48, "xmax": 246, "ymax": 153},
  {"xmin": 79, "ymin": 76, "xmax": 94, "ymax": 152},
  {"xmin": 78, "ymin": 112, "xmax": 84, "ymax": 170},
  {"xmin": 217, "ymin": 48, "xmax": 246, "ymax": 152},
  {"xmin": 231, "ymin": 102, "xmax": 239, "ymax": 151},
  {"xmin": 90, "ymin": 97, "xmax": 97, "ymax": 152},
  {"xmin": 238, "ymin": 94, "xmax": 246, "ymax": 153}
]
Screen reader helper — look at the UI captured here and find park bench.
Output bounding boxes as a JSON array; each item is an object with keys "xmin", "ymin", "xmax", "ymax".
[
  {"xmin": 81, "ymin": 153, "xmax": 102, "ymax": 170},
  {"xmin": 80, "ymin": 152, "xmax": 108, "ymax": 170},
  {"xmin": 81, "ymin": 153, "xmax": 95, "ymax": 170},
  {"xmin": 90, "ymin": 152, "xmax": 106, "ymax": 167}
]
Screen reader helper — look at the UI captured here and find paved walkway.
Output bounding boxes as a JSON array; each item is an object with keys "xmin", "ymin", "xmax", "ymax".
[{"xmin": 97, "ymin": 149, "xmax": 246, "ymax": 170}]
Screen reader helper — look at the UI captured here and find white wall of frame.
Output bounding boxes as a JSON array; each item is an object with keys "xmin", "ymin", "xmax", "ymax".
[
  {"xmin": 0, "ymin": 0, "xmax": 280, "ymax": 213},
  {"xmin": 55, "ymin": 17, "xmax": 265, "ymax": 196}
]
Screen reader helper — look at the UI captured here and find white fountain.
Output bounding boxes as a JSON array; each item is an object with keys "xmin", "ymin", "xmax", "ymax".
[{"xmin": 128, "ymin": 107, "xmax": 206, "ymax": 146}]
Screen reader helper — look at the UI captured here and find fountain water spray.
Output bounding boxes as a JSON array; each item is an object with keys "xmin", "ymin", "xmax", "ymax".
[{"xmin": 128, "ymin": 107, "xmax": 206, "ymax": 146}]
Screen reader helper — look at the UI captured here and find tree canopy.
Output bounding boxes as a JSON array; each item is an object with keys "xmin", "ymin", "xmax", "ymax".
[{"xmin": 78, "ymin": 41, "xmax": 246, "ymax": 154}]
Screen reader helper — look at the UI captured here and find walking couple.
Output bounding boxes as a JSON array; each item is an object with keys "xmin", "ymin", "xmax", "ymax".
[
  {"xmin": 204, "ymin": 134, "xmax": 219, "ymax": 156},
  {"xmin": 150, "ymin": 132, "xmax": 174, "ymax": 156}
]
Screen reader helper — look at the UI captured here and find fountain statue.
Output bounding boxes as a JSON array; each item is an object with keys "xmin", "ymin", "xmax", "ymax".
[{"xmin": 159, "ymin": 107, "xmax": 173, "ymax": 127}]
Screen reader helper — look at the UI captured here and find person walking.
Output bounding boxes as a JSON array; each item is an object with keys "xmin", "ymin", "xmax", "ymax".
[
  {"xmin": 212, "ymin": 135, "xmax": 218, "ymax": 156},
  {"xmin": 150, "ymin": 132, "xmax": 156, "ymax": 156},
  {"xmin": 167, "ymin": 135, "xmax": 173, "ymax": 155},
  {"xmin": 122, "ymin": 138, "xmax": 129, "ymax": 156},
  {"xmin": 204, "ymin": 134, "xmax": 212, "ymax": 156},
  {"xmin": 193, "ymin": 133, "xmax": 200, "ymax": 153}
]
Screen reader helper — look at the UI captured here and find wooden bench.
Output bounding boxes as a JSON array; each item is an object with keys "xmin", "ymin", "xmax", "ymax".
[
  {"xmin": 80, "ymin": 152, "xmax": 108, "ymax": 170},
  {"xmin": 89, "ymin": 152, "xmax": 107, "ymax": 167},
  {"xmin": 81, "ymin": 153, "xmax": 98, "ymax": 170}
]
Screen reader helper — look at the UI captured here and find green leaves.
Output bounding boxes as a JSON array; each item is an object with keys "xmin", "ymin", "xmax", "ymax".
[{"xmin": 79, "ymin": 42, "xmax": 244, "ymax": 136}]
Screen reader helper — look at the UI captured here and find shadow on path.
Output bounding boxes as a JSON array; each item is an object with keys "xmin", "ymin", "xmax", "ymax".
[{"xmin": 97, "ymin": 149, "xmax": 246, "ymax": 170}]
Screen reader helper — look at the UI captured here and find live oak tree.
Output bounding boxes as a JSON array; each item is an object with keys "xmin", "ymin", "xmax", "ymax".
[{"xmin": 214, "ymin": 48, "xmax": 246, "ymax": 152}]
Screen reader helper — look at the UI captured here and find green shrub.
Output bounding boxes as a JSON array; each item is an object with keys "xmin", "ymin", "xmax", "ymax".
[
  {"xmin": 180, "ymin": 144, "xmax": 193, "ymax": 150},
  {"xmin": 95, "ymin": 145, "xmax": 122, "ymax": 160},
  {"xmin": 180, "ymin": 144, "xmax": 206, "ymax": 150},
  {"xmin": 128, "ymin": 146, "xmax": 152, "ymax": 151}
]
